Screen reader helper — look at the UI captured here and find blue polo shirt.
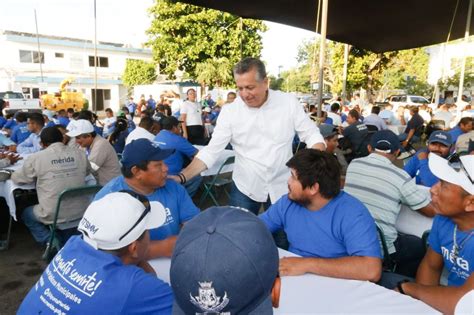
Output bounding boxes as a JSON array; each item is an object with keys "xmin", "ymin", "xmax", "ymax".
[
  {"xmin": 0, "ymin": 116, "xmax": 7, "ymax": 128},
  {"xmin": 57, "ymin": 116, "xmax": 70, "ymax": 127},
  {"xmin": 10, "ymin": 122, "xmax": 31, "ymax": 144},
  {"xmin": 154, "ymin": 130, "xmax": 198, "ymax": 175},
  {"xmin": 18, "ymin": 236, "xmax": 173, "ymax": 314},
  {"xmin": 3, "ymin": 118, "xmax": 16, "ymax": 130},
  {"xmin": 448, "ymin": 126, "xmax": 463, "ymax": 144},
  {"xmin": 260, "ymin": 192, "xmax": 382, "ymax": 259},
  {"xmin": 94, "ymin": 177, "xmax": 199, "ymax": 240},
  {"xmin": 404, "ymin": 149, "xmax": 439, "ymax": 187}
]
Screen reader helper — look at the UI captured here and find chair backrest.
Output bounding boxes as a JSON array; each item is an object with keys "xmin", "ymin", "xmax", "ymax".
[
  {"xmin": 366, "ymin": 124, "xmax": 379, "ymax": 133},
  {"xmin": 215, "ymin": 156, "xmax": 235, "ymax": 176},
  {"xmin": 51, "ymin": 185, "xmax": 103, "ymax": 230},
  {"xmin": 376, "ymin": 225, "xmax": 395, "ymax": 271}
]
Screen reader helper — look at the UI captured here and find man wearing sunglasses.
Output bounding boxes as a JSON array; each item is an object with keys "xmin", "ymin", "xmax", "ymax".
[
  {"xmin": 18, "ymin": 192, "xmax": 173, "ymax": 314},
  {"xmin": 94, "ymin": 139, "xmax": 200, "ymax": 259},
  {"xmin": 396, "ymin": 153, "xmax": 474, "ymax": 314}
]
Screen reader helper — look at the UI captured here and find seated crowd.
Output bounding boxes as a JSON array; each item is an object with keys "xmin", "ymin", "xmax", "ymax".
[{"xmin": 4, "ymin": 81, "xmax": 473, "ymax": 313}]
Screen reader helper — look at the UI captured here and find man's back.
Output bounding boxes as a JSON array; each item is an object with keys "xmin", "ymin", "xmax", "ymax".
[
  {"xmin": 343, "ymin": 121, "xmax": 369, "ymax": 155},
  {"xmin": 88, "ymin": 136, "xmax": 121, "ymax": 186},
  {"xmin": 154, "ymin": 130, "xmax": 197, "ymax": 175},
  {"xmin": 18, "ymin": 236, "xmax": 173, "ymax": 314},
  {"xmin": 125, "ymin": 126, "xmax": 155, "ymax": 145},
  {"xmin": 12, "ymin": 142, "xmax": 90, "ymax": 224}
]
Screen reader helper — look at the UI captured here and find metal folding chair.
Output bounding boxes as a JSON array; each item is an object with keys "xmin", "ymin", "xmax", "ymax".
[
  {"xmin": 42, "ymin": 185, "xmax": 102, "ymax": 261},
  {"xmin": 198, "ymin": 156, "xmax": 235, "ymax": 207},
  {"xmin": 376, "ymin": 225, "xmax": 396, "ymax": 272}
]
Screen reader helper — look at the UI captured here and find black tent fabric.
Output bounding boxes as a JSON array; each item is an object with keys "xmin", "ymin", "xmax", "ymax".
[{"xmin": 173, "ymin": 0, "xmax": 473, "ymax": 52}]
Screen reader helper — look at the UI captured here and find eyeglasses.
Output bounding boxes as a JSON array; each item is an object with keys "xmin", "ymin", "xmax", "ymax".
[
  {"xmin": 448, "ymin": 153, "xmax": 474, "ymax": 185},
  {"xmin": 118, "ymin": 190, "xmax": 151, "ymax": 241}
]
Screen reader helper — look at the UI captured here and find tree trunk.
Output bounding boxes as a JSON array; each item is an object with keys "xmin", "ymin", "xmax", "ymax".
[{"xmin": 366, "ymin": 54, "xmax": 383, "ymax": 104}]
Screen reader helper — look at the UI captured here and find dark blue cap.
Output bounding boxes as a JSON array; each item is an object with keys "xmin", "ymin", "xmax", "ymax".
[
  {"xmin": 370, "ymin": 130, "xmax": 400, "ymax": 153},
  {"xmin": 428, "ymin": 130, "xmax": 452, "ymax": 146},
  {"xmin": 121, "ymin": 139, "xmax": 174, "ymax": 168},
  {"xmin": 170, "ymin": 207, "xmax": 279, "ymax": 315}
]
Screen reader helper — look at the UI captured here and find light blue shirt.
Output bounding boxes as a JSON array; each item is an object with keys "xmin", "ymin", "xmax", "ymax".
[
  {"xmin": 17, "ymin": 132, "xmax": 42, "ymax": 154},
  {"xmin": 0, "ymin": 134, "xmax": 15, "ymax": 147},
  {"xmin": 363, "ymin": 113, "xmax": 388, "ymax": 130}
]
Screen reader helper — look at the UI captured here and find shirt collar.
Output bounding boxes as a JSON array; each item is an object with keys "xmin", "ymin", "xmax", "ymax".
[{"xmin": 369, "ymin": 152, "xmax": 392, "ymax": 164}]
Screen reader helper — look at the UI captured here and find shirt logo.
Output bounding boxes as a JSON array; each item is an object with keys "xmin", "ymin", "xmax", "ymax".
[
  {"xmin": 190, "ymin": 281, "xmax": 229, "ymax": 314},
  {"xmin": 79, "ymin": 217, "xmax": 99, "ymax": 235},
  {"xmin": 441, "ymin": 246, "xmax": 470, "ymax": 271}
]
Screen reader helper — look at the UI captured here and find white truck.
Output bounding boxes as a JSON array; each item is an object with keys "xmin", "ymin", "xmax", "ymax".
[{"xmin": 0, "ymin": 91, "xmax": 42, "ymax": 115}]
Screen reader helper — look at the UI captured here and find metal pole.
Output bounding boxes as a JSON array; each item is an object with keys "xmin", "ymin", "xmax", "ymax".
[
  {"xmin": 316, "ymin": 0, "xmax": 328, "ymax": 117},
  {"xmin": 94, "ymin": 0, "xmax": 98, "ymax": 112},
  {"xmin": 458, "ymin": 0, "xmax": 473, "ymax": 101},
  {"xmin": 341, "ymin": 43, "xmax": 349, "ymax": 103},
  {"xmin": 34, "ymin": 10, "xmax": 44, "ymax": 83}
]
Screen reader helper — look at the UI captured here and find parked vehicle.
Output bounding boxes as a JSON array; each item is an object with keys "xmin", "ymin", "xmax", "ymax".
[
  {"xmin": 384, "ymin": 95, "xmax": 430, "ymax": 109},
  {"xmin": 0, "ymin": 91, "xmax": 42, "ymax": 115}
]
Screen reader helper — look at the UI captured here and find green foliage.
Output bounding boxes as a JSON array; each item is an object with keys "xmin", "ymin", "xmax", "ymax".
[
  {"xmin": 146, "ymin": 0, "xmax": 267, "ymax": 81},
  {"xmin": 437, "ymin": 57, "xmax": 474, "ymax": 91},
  {"xmin": 122, "ymin": 59, "xmax": 157, "ymax": 87},
  {"xmin": 195, "ymin": 57, "xmax": 232, "ymax": 88},
  {"xmin": 268, "ymin": 75, "xmax": 284, "ymax": 90}
]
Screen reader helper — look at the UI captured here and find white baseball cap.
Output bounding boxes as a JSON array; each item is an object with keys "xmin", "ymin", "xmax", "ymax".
[
  {"xmin": 78, "ymin": 192, "xmax": 167, "ymax": 250},
  {"xmin": 66, "ymin": 119, "xmax": 94, "ymax": 137},
  {"xmin": 429, "ymin": 153, "xmax": 474, "ymax": 195}
]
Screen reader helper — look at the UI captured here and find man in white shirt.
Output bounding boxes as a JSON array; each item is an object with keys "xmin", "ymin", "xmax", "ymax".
[
  {"xmin": 174, "ymin": 58, "xmax": 325, "ymax": 215},
  {"xmin": 327, "ymin": 103, "xmax": 342, "ymax": 126},
  {"xmin": 363, "ymin": 106, "xmax": 387, "ymax": 130},
  {"xmin": 125, "ymin": 116, "xmax": 160, "ymax": 145}
]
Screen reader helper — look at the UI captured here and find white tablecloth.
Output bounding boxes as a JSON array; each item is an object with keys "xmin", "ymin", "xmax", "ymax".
[
  {"xmin": 194, "ymin": 145, "xmax": 235, "ymax": 177},
  {"xmin": 387, "ymin": 125, "xmax": 406, "ymax": 135},
  {"xmin": 395, "ymin": 185, "xmax": 433, "ymax": 238},
  {"xmin": 149, "ymin": 249, "xmax": 439, "ymax": 314}
]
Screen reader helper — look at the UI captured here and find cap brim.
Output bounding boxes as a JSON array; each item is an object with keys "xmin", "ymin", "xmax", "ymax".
[
  {"xmin": 429, "ymin": 153, "xmax": 474, "ymax": 195},
  {"xmin": 146, "ymin": 201, "xmax": 167, "ymax": 230},
  {"xmin": 172, "ymin": 295, "xmax": 273, "ymax": 315}
]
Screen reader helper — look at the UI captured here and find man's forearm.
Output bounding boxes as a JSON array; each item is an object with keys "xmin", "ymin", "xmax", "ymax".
[
  {"xmin": 406, "ymin": 129, "xmax": 415, "ymax": 142},
  {"xmin": 146, "ymin": 236, "xmax": 177, "ymax": 259},
  {"xmin": 181, "ymin": 157, "xmax": 208, "ymax": 180},
  {"xmin": 304, "ymin": 256, "xmax": 381, "ymax": 282}
]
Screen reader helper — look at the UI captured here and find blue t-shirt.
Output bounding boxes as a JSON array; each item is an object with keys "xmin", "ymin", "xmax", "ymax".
[
  {"xmin": 3, "ymin": 118, "xmax": 16, "ymax": 130},
  {"xmin": 18, "ymin": 236, "xmax": 173, "ymax": 314},
  {"xmin": 111, "ymin": 130, "xmax": 129, "ymax": 154},
  {"xmin": 154, "ymin": 130, "xmax": 198, "ymax": 175},
  {"xmin": 58, "ymin": 116, "xmax": 70, "ymax": 127},
  {"xmin": 429, "ymin": 215, "xmax": 474, "ymax": 287},
  {"xmin": 94, "ymin": 177, "xmax": 199, "ymax": 240},
  {"xmin": 10, "ymin": 122, "xmax": 31, "ymax": 144},
  {"xmin": 0, "ymin": 116, "xmax": 7, "ymax": 128},
  {"xmin": 147, "ymin": 99, "xmax": 157, "ymax": 111},
  {"xmin": 448, "ymin": 126, "xmax": 463, "ymax": 144},
  {"xmin": 259, "ymin": 192, "xmax": 382, "ymax": 259},
  {"xmin": 403, "ymin": 149, "xmax": 439, "ymax": 187},
  {"xmin": 45, "ymin": 121, "xmax": 56, "ymax": 128}
]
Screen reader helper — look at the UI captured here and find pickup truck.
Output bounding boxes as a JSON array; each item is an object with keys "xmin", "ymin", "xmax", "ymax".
[{"xmin": 0, "ymin": 91, "xmax": 42, "ymax": 115}]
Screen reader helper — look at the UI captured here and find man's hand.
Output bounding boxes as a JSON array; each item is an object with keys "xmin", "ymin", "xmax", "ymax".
[
  {"xmin": 401, "ymin": 140, "xmax": 409, "ymax": 148},
  {"xmin": 417, "ymin": 151, "xmax": 428, "ymax": 160},
  {"xmin": 168, "ymin": 174, "xmax": 181, "ymax": 183},
  {"xmin": 8, "ymin": 145, "xmax": 17, "ymax": 153},
  {"xmin": 7, "ymin": 154, "xmax": 21, "ymax": 165},
  {"xmin": 279, "ymin": 257, "xmax": 309, "ymax": 276}
]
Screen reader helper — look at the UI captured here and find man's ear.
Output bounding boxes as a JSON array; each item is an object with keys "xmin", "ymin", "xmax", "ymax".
[
  {"xmin": 128, "ymin": 240, "xmax": 139, "ymax": 259},
  {"xmin": 308, "ymin": 182, "xmax": 320, "ymax": 196},
  {"xmin": 367, "ymin": 144, "xmax": 373, "ymax": 153},
  {"xmin": 131, "ymin": 165, "xmax": 141, "ymax": 178},
  {"xmin": 464, "ymin": 195, "xmax": 474, "ymax": 212}
]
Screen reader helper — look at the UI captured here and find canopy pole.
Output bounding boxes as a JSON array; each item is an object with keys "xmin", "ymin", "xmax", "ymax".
[
  {"xmin": 316, "ymin": 0, "xmax": 328, "ymax": 117},
  {"xmin": 94, "ymin": 0, "xmax": 98, "ymax": 113},
  {"xmin": 457, "ymin": 0, "xmax": 473, "ymax": 101},
  {"xmin": 341, "ymin": 43, "xmax": 350, "ymax": 104},
  {"xmin": 34, "ymin": 9, "xmax": 44, "ymax": 83}
]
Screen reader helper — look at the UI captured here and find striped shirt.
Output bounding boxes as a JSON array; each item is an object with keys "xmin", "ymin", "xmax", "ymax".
[{"xmin": 344, "ymin": 153, "xmax": 430, "ymax": 253}]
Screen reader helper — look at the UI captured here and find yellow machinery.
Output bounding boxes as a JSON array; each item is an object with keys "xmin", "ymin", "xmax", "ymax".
[{"xmin": 41, "ymin": 78, "xmax": 85, "ymax": 111}]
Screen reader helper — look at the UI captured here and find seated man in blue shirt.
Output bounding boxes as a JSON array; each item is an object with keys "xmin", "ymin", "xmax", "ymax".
[
  {"xmin": 404, "ymin": 130, "xmax": 452, "ymax": 187},
  {"xmin": 17, "ymin": 112, "xmax": 45, "ymax": 154},
  {"xmin": 398, "ymin": 154, "xmax": 474, "ymax": 314},
  {"xmin": 448, "ymin": 117, "xmax": 473, "ymax": 144},
  {"xmin": 10, "ymin": 112, "xmax": 30, "ymax": 145},
  {"xmin": 18, "ymin": 192, "xmax": 173, "ymax": 314},
  {"xmin": 259, "ymin": 149, "xmax": 382, "ymax": 282},
  {"xmin": 155, "ymin": 116, "xmax": 202, "ymax": 197},
  {"xmin": 94, "ymin": 138, "xmax": 200, "ymax": 259}
]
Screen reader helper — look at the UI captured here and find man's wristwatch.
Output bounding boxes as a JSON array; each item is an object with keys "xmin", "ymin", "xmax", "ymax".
[{"xmin": 397, "ymin": 279, "xmax": 410, "ymax": 295}]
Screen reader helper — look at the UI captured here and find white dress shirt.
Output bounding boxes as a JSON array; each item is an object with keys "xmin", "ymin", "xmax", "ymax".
[
  {"xmin": 180, "ymin": 100, "xmax": 202, "ymax": 126},
  {"xmin": 125, "ymin": 126, "xmax": 155, "ymax": 145},
  {"xmin": 197, "ymin": 89, "xmax": 324, "ymax": 203}
]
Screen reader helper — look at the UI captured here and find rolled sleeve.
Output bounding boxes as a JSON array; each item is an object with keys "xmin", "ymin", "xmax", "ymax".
[{"xmin": 293, "ymin": 102, "xmax": 325, "ymax": 148}]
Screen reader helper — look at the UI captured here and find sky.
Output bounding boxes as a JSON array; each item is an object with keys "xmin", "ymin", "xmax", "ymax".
[{"xmin": 0, "ymin": 0, "xmax": 315, "ymax": 75}]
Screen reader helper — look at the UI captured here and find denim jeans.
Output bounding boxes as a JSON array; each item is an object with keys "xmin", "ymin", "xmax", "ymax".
[
  {"xmin": 184, "ymin": 175, "xmax": 202, "ymax": 198},
  {"xmin": 229, "ymin": 183, "xmax": 289, "ymax": 249},
  {"xmin": 22, "ymin": 205, "xmax": 50, "ymax": 245},
  {"xmin": 391, "ymin": 233, "xmax": 426, "ymax": 277}
]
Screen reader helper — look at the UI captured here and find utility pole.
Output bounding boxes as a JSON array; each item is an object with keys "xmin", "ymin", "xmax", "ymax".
[
  {"xmin": 34, "ymin": 10, "xmax": 44, "ymax": 83},
  {"xmin": 94, "ymin": 0, "xmax": 98, "ymax": 112},
  {"xmin": 316, "ymin": 0, "xmax": 328, "ymax": 117},
  {"xmin": 458, "ymin": 0, "xmax": 473, "ymax": 100}
]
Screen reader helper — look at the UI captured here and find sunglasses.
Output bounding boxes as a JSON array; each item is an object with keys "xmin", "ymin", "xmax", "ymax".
[
  {"xmin": 448, "ymin": 153, "xmax": 474, "ymax": 185},
  {"xmin": 118, "ymin": 190, "xmax": 151, "ymax": 241}
]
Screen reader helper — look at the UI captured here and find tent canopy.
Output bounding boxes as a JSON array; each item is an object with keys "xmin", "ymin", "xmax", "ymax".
[{"xmin": 174, "ymin": 0, "xmax": 473, "ymax": 52}]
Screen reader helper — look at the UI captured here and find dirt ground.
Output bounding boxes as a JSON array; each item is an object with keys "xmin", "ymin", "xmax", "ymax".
[{"xmin": 0, "ymin": 186, "xmax": 228, "ymax": 313}]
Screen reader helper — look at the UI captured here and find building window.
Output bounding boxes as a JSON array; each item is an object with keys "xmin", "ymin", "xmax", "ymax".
[
  {"xmin": 88, "ymin": 56, "xmax": 109, "ymax": 68},
  {"xmin": 103, "ymin": 89, "xmax": 111, "ymax": 100},
  {"xmin": 19, "ymin": 50, "xmax": 44, "ymax": 64},
  {"xmin": 55, "ymin": 52, "xmax": 64, "ymax": 58}
]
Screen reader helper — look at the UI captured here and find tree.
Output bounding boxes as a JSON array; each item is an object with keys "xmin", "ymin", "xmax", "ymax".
[
  {"xmin": 195, "ymin": 57, "xmax": 232, "ymax": 89},
  {"xmin": 122, "ymin": 59, "xmax": 157, "ymax": 87},
  {"xmin": 437, "ymin": 57, "xmax": 474, "ymax": 92},
  {"xmin": 147, "ymin": 1, "xmax": 267, "ymax": 81},
  {"xmin": 268, "ymin": 75, "xmax": 284, "ymax": 90}
]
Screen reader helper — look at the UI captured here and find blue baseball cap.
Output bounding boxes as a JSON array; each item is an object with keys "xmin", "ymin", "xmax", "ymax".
[
  {"xmin": 121, "ymin": 139, "xmax": 174, "ymax": 168},
  {"xmin": 170, "ymin": 207, "xmax": 279, "ymax": 315},
  {"xmin": 370, "ymin": 130, "xmax": 400, "ymax": 153},
  {"xmin": 428, "ymin": 130, "xmax": 452, "ymax": 147}
]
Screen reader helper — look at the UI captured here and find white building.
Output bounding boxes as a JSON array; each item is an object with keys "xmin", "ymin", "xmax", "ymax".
[{"xmin": 0, "ymin": 30, "xmax": 153, "ymax": 112}]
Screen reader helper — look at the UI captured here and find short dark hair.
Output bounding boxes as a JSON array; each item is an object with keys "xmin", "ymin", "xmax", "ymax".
[
  {"xmin": 330, "ymin": 103, "xmax": 340, "ymax": 112},
  {"xmin": 227, "ymin": 91, "xmax": 237, "ymax": 98},
  {"xmin": 40, "ymin": 126, "xmax": 63, "ymax": 146},
  {"xmin": 139, "ymin": 116, "xmax": 155, "ymax": 131},
  {"xmin": 15, "ymin": 112, "xmax": 28, "ymax": 123},
  {"xmin": 105, "ymin": 108, "xmax": 113, "ymax": 114},
  {"xmin": 371, "ymin": 106, "xmax": 381, "ymax": 115},
  {"xmin": 233, "ymin": 57, "xmax": 267, "ymax": 81},
  {"xmin": 58, "ymin": 109, "xmax": 66, "ymax": 116},
  {"xmin": 66, "ymin": 108, "xmax": 74, "ymax": 114},
  {"xmin": 410, "ymin": 106, "xmax": 419, "ymax": 114},
  {"xmin": 77, "ymin": 110, "xmax": 93, "ymax": 122},
  {"xmin": 459, "ymin": 117, "xmax": 473, "ymax": 126},
  {"xmin": 286, "ymin": 149, "xmax": 340, "ymax": 199},
  {"xmin": 348, "ymin": 109, "xmax": 360, "ymax": 121},
  {"xmin": 157, "ymin": 104, "xmax": 165, "ymax": 112},
  {"xmin": 28, "ymin": 112, "xmax": 45, "ymax": 127},
  {"xmin": 121, "ymin": 160, "xmax": 149, "ymax": 178}
]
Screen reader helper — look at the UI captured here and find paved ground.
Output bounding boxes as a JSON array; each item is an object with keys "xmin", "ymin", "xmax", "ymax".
[{"xmin": 0, "ymin": 185, "xmax": 229, "ymax": 313}]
